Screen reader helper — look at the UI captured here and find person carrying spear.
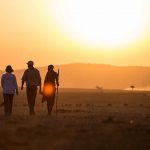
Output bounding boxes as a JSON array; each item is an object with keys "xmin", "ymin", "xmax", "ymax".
[{"xmin": 42, "ymin": 65, "xmax": 59, "ymax": 115}]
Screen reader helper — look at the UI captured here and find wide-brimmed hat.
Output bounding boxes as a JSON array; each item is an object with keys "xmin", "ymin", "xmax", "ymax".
[
  {"xmin": 27, "ymin": 60, "xmax": 34, "ymax": 66},
  {"xmin": 5, "ymin": 65, "xmax": 14, "ymax": 73}
]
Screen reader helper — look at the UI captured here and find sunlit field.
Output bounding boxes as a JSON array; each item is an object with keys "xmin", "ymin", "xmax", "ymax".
[{"xmin": 0, "ymin": 89, "xmax": 150, "ymax": 150}]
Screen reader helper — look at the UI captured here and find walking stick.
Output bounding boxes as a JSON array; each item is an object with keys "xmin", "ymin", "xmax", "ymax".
[{"xmin": 56, "ymin": 69, "xmax": 59, "ymax": 114}]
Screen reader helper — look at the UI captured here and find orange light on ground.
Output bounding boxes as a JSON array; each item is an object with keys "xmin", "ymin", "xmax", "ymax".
[{"xmin": 43, "ymin": 84, "xmax": 55, "ymax": 96}]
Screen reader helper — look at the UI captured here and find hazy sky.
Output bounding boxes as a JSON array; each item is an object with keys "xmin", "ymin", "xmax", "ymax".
[{"xmin": 0, "ymin": 0, "xmax": 150, "ymax": 69}]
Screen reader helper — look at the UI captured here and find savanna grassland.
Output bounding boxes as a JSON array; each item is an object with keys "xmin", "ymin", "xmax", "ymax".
[{"xmin": 0, "ymin": 89, "xmax": 150, "ymax": 150}]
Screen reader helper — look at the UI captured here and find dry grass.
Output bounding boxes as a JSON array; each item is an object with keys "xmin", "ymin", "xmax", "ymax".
[{"xmin": 0, "ymin": 89, "xmax": 150, "ymax": 150}]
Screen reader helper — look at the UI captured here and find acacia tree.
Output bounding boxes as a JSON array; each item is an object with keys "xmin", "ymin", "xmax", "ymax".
[{"xmin": 130, "ymin": 85, "xmax": 135, "ymax": 92}]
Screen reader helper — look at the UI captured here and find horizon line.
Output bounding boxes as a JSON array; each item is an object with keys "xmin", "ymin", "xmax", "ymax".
[{"xmin": 1, "ymin": 62, "xmax": 150, "ymax": 71}]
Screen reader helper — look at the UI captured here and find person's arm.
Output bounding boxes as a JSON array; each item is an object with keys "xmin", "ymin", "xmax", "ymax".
[
  {"xmin": 38, "ymin": 70, "xmax": 42, "ymax": 94},
  {"xmin": 44, "ymin": 72, "xmax": 49, "ymax": 84},
  {"xmin": 14, "ymin": 75, "xmax": 19, "ymax": 95},
  {"xmin": 21, "ymin": 71, "xmax": 26, "ymax": 90},
  {"xmin": 56, "ymin": 73, "xmax": 59, "ymax": 87},
  {"xmin": 21, "ymin": 80, "xmax": 24, "ymax": 90},
  {"xmin": 1, "ymin": 75, "xmax": 4, "ymax": 88},
  {"xmin": 39, "ymin": 82, "xmax": 42, "ymax": 94}
]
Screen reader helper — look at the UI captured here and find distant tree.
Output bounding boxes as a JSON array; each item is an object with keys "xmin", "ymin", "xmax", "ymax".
[
  {"xmin": 130, "ymin": 85, "xmax": 135, "ymax": 92},
  {"xmin": 96, "ymin": 86, "xmax": 103, "ymax": 92}
]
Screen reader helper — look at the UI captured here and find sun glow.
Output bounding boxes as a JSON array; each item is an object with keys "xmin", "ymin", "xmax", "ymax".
[
  {"xmin": 49, "ymin": 0, "xmax": 150, "ymax": 48},
  {"xmin": 43, "ymin": 84, "xmax": 55, "ymax": 96}
]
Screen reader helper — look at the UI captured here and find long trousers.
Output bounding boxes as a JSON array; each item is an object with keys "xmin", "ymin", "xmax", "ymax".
[
  {"xmin": 3, "ymin": 94, "xmax": 14, "ymax": 116},
  {"xmin": 26, "ymin": 86, "xmax": 37, "ymax": 115}
]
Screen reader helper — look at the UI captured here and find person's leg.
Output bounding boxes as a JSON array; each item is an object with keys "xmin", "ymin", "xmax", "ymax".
[
  {"xmin": 47, "ymin": 97, "xmax": 52, "ymax": 115},
  {"xmin": 3, "ymin": 94, "xmax": 9, "ymax": 116},
  {"xmin": 27, "ymin": 86, "xmax": 37, "ymax": 115},
  {"xmin": 8, "ymin": 94, "xmax": 14, "ymax": 115},
  {"xmin": 47, "ymin": 92, "xmax": 55, "ymax": 115},
  {"xmin": 26, "ymin": 87, "xmax": 33, "ymax": 115},
  {"xmin": 30, "ymin": 86, "xmax": 37, "ymax": 115}
]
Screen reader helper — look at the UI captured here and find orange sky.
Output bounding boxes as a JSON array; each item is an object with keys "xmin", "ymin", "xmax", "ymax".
[{"xmin": 0, "ymin": 0, "xmax": 150, "ymax": 70}]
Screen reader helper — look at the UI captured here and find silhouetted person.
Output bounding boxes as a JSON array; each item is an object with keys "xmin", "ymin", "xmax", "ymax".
[
  {"xmin": 42, "ymin": 65, "xmax": 59, "ymax": 115},
  {"xmin": 1, "ymin": 65, "xmax": 18, "ymax": 116},
  {"xmin": 21, "ymin": 61, "xmax": 41, "ymax": 115}
]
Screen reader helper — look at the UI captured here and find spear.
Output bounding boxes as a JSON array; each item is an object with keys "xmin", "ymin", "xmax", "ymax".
[{"xmin": 56, "ymin": 69, "xmax": 59, "ymax": 114}]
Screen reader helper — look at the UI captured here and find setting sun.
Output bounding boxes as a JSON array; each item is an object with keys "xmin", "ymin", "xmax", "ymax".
[
  {"xmin": 50, "ymin": 0, "xmax": 150, "ymax": 48},
  {"xmin": 0, "ymin": 0, "xmax": 150, "ymax": 69}
]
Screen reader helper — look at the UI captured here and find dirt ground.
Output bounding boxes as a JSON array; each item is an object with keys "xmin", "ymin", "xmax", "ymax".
[{"xmin": 0, "ymin": 89, "xmax": 150, "ymax": 150}]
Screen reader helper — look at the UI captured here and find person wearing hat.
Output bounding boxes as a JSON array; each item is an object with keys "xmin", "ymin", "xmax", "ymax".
[
  {"xmin": 42, "ymin": 65, "xmax": 59, "ymax": 115},
  {"xmin": 21, "ymin": 61, "xmax": 41, "ymax": 115},
  {"xmin": 1, "ymin": 65, "xmax": 18, "ymax": 116}
]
